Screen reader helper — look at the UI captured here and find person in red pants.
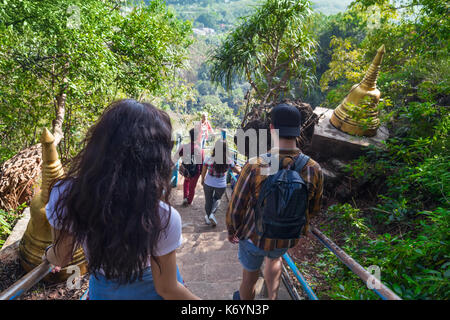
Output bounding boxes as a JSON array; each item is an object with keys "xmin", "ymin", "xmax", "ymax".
[{"xmin": 174, "ymin": 128, "xmax": 204, "ymax": 206}]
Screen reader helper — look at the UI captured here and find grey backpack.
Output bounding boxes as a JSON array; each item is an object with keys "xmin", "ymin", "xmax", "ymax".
[{"xmin": 254, "ymin": 153, "xmax": 310, "ymax": 240}]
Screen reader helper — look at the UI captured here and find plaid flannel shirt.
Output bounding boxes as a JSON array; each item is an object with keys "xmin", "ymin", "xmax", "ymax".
[
  {"xmin": 226, "ymin": 148, "xmax": 323, "ymax": 251},
  {"xmin": 203, "ymin": 157, "xmax": 235, "ymax": 178}
]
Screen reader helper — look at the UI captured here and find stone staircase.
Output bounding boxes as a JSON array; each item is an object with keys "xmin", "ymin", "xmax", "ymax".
[{"xmin": 172, "ymin": 181, "xmax": 291, "ymax": 300}]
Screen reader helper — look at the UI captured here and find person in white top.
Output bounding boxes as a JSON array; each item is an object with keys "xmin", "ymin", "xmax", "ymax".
[
  {"xmin": 197, "ymin": 113, "xmax": 214, "ymax": 149},
  {"xmin": 201, "ymin": 140, "xmax": 240, "ymax": 227},
  {"xmin": 43, "ymin": 99, "xmax": 200, "ymax": 300}
]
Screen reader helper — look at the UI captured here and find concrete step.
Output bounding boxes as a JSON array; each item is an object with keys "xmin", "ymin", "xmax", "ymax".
[{"xmin": 173, "ymin": 184, "xmax": 292, "ymax": 300}]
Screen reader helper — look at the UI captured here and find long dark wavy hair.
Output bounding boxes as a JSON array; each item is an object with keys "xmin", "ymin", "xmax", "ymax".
[
  {"xmin": 50, "ymin": 99, "xmax": 174, "ymax": 284},
  {"xmin": 211, "ymin": 139, "xmax": 229, "ymax": 174}
]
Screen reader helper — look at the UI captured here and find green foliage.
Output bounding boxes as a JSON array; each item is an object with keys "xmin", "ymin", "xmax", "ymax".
[
  {"xmin": 320, "ymin": 36, "xmax": 365, "ymax": 92},
  {"xmin": 195, "ymin": 80, "xmax": 218, "ymax": 96},
  {"xmin": 326, "ymin": 203, "xmax": 370, "ymax": 240},
  {"xmin": 165, "ymin": 0, "xmax": 353, "ymax": 18},
  {"xmin": 0, "ymin": 212, "xmax": 11, "ymax": 246},
  {"xmin": 364, "ymin": 208, "xmax": 450, "ymax": 299},
  {"xmin": 312, "ymin": 0, "xmax": 449, "ymax": 300},
  {"xmin": 320, "ymin": 204, "xmax": 450, "ymax": 300},
  {"xmin": 317, "ymin": 0, "xmax": 450, "ymax": 109},
  {"xmin": 329, "ymin": 97, "xmax": 449, "ymax": 300},
  {"xmin": 319, "ymin": 203, "xmax": 375, "ymax": 300},
  {"xmin": 165, "ymin": 0, "xmax": 258, "ymax": 32},
  {"xmin": 347, "ymin": 103, "xmax": 449, "ymax": 215},
  {"xmin": 411, "ymin": 155, "xmax": 450, "ymax": 205},
  {"xmin": 195, "ymin": 12, "xmax": 219, "ymax": 29},
  {"xmin": 312, "ymin": 0, "xmax": 353, "ymax": 15},
  {"xmin": 209, "ymin": 0, "xmax": 317, "ymax": 108},
  {"xmin": 202, "ymin": 101, "xmax": 241, "ymax": 129},
  {"xmin": 169, "ymin": 32, "xmax": 244, "ymax": 130},
  {"xmin": 0, "ymin": 0, "xmax": 192, "ymax": 163},
  {"xmin": 0, "ymin": 0, "xmax": 448, "ymax": 300},
  {"xmin": 0, "ymin": 203, "xmax": 26, "ymax": 246},
  {"xmin": 163, "ymin": 0, "xmax": 354, "ymax": 123}
]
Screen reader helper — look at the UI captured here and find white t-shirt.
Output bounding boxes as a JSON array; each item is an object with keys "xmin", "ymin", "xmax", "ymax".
[
  {"xmin": 203, "ymin": 156, "xmax": 235, "ymax": 189},
  {"xmin": 46, "ymin": 181, "xmax": 183, "ymax": 268}
]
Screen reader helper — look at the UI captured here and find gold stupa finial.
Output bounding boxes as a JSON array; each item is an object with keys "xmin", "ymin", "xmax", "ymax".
[
  {"xmin": 329, "ymin": 45, "xmax": 386, "ymax": 137},
  {"xmin": 19, "ymin": 128, "xmax": 87, "ymax": 282},
  {"xmin": 360, "ymin": 45, "xmax": 385, "ymax": 90},
  {"xmin": 39, "ymin": 128, "xmax": 63, "ymax": 204}
]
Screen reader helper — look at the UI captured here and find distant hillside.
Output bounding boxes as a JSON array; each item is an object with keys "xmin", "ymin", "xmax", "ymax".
[
  {"xmin": 161, "ymin": 0, "xmax": 352, "ymax": 20},
  {"xmin": 157, "ymin": 0, "xmax": 352, "ymax": 36},
  {"xmin": 311, "ymin": 0, "xmax": 353, "ymax": 15},
  {"xmin": 163, "ymin": 0, "xmax": 352, "ymax": 13}
]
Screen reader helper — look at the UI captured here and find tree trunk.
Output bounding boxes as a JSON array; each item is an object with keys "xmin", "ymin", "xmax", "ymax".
[
  {"xmin": 0, "ymin": 74, "xmax": 68, "ymax": 211},
  {"xmin": 52, "ymin": 78, "xmax": 67, "ymax": 146}
]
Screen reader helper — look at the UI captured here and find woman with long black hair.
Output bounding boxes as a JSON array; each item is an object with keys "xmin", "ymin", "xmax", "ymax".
[
  {"xmin": 43, "ymin": 99, "xmax": 200, "ymax": 300},
  {"xmin": 201, "ymin": 140, "xmax": 240, "ymax": 227}
]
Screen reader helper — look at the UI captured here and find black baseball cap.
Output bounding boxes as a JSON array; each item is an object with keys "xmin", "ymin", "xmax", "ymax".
[{"xmin": 270, "ymin": 103, "xmax": 301, "ymax": 137}]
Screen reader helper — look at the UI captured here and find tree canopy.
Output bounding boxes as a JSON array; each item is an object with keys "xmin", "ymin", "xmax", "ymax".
[
  {"xmin": 310, "ymin": 0, "xmax": 449, "ymax": 300},
  {"xmin": 208, "ymin": 0, "xmax": 317, "ymax": 121},
  {"xmin": 0, "ymin": 0, "xmax": 192, "ymax": 162}
]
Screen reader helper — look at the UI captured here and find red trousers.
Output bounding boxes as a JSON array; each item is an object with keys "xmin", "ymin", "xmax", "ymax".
[{"xmin": 183, "ymin": 172, "xmax": 201, "ymax": 204}]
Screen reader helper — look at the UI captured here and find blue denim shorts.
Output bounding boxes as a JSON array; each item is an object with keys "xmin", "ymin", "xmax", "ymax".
[
  {"xmin": 88, "ymin": 265, "xmax": 184, "ymax": 300},
  {"xmin": 238, "ymin": 239, "xmax": 288, "ymax": 272}
]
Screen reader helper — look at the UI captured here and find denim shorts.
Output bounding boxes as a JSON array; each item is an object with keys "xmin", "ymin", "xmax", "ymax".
[
  {"xmin": 88, "ymin": 265, "xmax": 184, "ymax": 300},
  {"xmin": 238, "ymin": 239, "xmax": 288, "ymax": 272}
]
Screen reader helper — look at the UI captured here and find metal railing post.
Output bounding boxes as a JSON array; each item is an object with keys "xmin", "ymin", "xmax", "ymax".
[
  {"xmin": 310, "ymin": 226, "xmax": 402, "ymax": 300},
  {"xmin": 281, "ymin": 263, "xmax": 302, "ymax": 300},
  {"xmin": 283, "ymin": 253, "xmax": 319, "ymax": 300},
  {"xmin": 0, "ymin": 261, "xmax": 53, "ymax": 300},
  {"xmin": 171, "ymin": 133, "xmax": 182, "ymax": 188}
]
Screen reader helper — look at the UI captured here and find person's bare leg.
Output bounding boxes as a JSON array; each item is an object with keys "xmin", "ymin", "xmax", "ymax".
[
  {"xmin": 239, "ymin": 269, "xmax": 260, "ymax": 300},
  {"xmin": 263, "ymin": 256, "xmax": 283, "ymax": 300}
]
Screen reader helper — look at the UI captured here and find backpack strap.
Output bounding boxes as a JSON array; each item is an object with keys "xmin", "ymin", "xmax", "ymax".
[
  {"xmin": 293, "ymin": 153, "xmax": 310, "ymax": 173},
  {"xmin": 256, "ymin": 152, "xmax": 277, "ymax": 208}
]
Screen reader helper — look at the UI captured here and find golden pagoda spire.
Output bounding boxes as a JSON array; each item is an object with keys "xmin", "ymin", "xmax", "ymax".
[
  {"xmin": 360, "ymin": 44, "xmax": 385, "ymax": 90},
  {"xmin": 39, "ymin": 128, "xmax": 63, "ymax": 204},
  {"xmin": 19, "ymin": 128, "xmax": 87, "ymax": 282},
  {"xmin": 330, "ymin": 45, "xmax": 386, "ymax": 137}
]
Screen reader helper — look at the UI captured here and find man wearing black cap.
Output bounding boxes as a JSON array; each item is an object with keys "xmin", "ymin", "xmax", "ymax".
[
  {"xmin": 271, "ymin": 102, "xmax": 303, "ymax": 138},
  {"xmin": 226, "ymin": 103, "xmax": 323, "ymax": 300}
]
